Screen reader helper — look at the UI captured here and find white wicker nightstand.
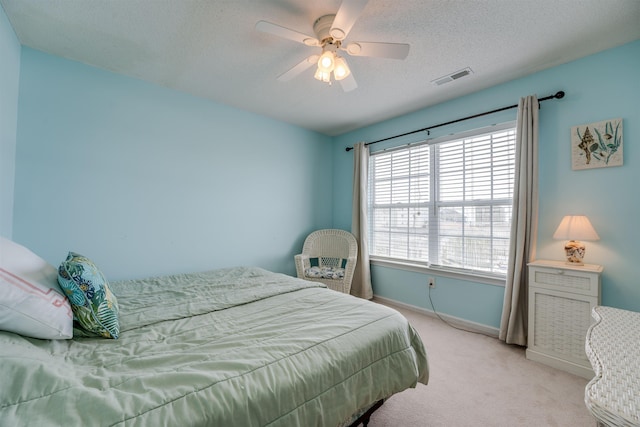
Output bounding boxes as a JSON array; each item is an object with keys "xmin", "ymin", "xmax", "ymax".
[
  {"xmin": 585, "ymin": 306, "xmax": 640, "ymax": 427},
  {"xmin": 526, "ymin": 259, "xmax": 602, "ymax": 379}
]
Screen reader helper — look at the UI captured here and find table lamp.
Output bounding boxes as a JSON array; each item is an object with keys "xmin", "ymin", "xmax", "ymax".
[{"xmin": 552, "ymin": 215, "xmax": 599, "ymax": 265}]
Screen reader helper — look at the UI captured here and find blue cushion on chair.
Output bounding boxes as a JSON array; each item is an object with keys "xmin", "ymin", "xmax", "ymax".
[{"xmin": 304, "ymin": 266, "xmax": 345, "ymax": 280}]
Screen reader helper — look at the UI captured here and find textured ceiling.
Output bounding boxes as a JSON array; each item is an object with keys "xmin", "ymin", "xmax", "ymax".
[{"xmin": 2, "ymin": 0, "xmax": 640, "ymax": 136}]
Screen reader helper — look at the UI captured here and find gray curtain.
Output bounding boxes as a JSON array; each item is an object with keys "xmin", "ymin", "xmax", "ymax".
[
  {"xmin": 499, "ymin": 95, "xmax": 539, "ymax": 346},
  {"xmin": 350, "ymin": 142, "xmax": 373, "ymax": 299}
]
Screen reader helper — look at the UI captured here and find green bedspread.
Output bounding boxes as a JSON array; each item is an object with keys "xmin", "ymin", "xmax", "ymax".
[{"xmin": 0, "ymin": 266, "xmax": 429, "ymax": 426}]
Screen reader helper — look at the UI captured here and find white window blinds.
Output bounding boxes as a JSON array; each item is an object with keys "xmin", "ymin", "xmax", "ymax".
[{"xmin": 368, "ymin": 123, "xmax": 516, "ymax": 276}]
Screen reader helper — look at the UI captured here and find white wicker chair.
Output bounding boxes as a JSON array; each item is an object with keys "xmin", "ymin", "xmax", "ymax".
[{"xmin": 295, "ymin": 229, "xmax": 358, "ymax": 294}]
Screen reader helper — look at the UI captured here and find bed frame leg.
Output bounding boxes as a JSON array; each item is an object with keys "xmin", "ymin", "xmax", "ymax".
[{"xmin": 348, "ymin": 399, "xmax": 384, "ymax": 427}]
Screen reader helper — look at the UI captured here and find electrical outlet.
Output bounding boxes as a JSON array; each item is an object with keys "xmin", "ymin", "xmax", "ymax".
[{"xmin": 428, "ymin": 277, "xmax": 436, "ymax": 288}]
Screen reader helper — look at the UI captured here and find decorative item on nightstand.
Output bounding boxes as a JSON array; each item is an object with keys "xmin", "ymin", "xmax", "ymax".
[{"xmin": 553, "ymin": 215, "xmax": 599, "ymax": 265}]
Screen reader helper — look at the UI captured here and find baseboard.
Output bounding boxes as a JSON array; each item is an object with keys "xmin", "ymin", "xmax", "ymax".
[
  {"xmin": 525, "ymin": 349, "xmax": 594, "ymax": 379},
  {"xmin": 372, "ymin": 295, "xmax": 500, "ymax": 338}
]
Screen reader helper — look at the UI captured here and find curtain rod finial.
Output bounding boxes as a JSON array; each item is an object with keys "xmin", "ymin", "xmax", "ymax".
[
  {"xmin": 555, "ymin": 91, "xmax": 565, "ymax": 99},
  {"xmin": 346, "ymin": 146, "xmax": 354, "ymax": 152}
]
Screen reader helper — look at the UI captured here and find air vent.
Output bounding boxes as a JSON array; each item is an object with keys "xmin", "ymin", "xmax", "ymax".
[{"xmin": 431, "ymin": 67, "xmax": 473, "ymax": 86}]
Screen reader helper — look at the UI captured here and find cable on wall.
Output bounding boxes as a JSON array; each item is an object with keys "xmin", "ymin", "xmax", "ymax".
[
  {"xmin": 427, "ymin": 286, "xmax": 493, "ymax": 337},
  {"xmin": 345, "ymin": 91, "xmax": 565, "ymax": 152}
]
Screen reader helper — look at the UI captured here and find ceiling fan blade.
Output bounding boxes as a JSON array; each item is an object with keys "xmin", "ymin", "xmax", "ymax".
[
  {"xmin": 277, "ymin": 55, "xmax": 319, "ymax": 82},
  {"xmin": 330, "ymin": 0, "xmax": 369, "ymax": 41},
  {"xmin": 255, "ymin": 21, "xmax": 319, "ymax": 46},
  {"xmin": 344, "ymin": 42, "xmax": 410, "ymax": 60},
  {"xmin": 339, "ymin": 73, "xmax": 358, "ymax": 92}
]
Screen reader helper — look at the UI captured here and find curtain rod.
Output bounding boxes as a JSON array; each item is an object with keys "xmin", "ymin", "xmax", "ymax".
[{"xmin": 345, "ymin": 91, "xmax": 565, "ymax": 152}]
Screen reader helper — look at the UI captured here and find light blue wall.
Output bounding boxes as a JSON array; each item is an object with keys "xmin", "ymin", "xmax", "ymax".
[
  {"xmin": 0, "ymin": 4, "xmax": 20, "ymax": 239},
  {"xmin": 13, "ymin": 48, "xmax": 332, "ymax": 281},
  {"xmin": 5, "ymin": 6, "xmax": 639, "ymax": 327},
  {"xmin": 333, "ymin": 40, "xmax": 640, "ymax": 327}
]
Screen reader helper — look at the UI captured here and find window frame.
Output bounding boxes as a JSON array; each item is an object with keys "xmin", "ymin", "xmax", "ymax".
[{"xmin": 367, "ymin": 122, "xmax": 517, "ymax": 286}]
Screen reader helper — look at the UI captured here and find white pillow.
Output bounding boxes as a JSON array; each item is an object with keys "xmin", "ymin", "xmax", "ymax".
[{"xmin": 0, "ymin": 237, "xmax": 73, "ymax": 339}]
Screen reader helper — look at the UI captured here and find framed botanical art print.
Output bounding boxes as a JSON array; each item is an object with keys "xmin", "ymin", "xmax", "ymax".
[{"xmin": 571, "ymin": 118, "xmax": 623, "ymax": 170}]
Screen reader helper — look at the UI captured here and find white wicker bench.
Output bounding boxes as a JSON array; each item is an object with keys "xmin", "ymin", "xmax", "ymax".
[{"xmin": 585, "ymin": 306, "xmax": 640, "ymax": 426}]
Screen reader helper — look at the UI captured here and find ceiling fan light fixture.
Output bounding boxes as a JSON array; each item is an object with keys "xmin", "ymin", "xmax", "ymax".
[
  {"xmin": 317, "ymin": 50, "xmax": 336, "ymax": 72},
  {"xmin": 314, "ymin": 68, "xmax": 331, "ymax": 83},
  {"xmin": 257, "ymin": 0, "xmax": 410, "ymax": 91},
  {"xmin": 333, "ymin": 56, "xmax": 351, "ymax": 80}
]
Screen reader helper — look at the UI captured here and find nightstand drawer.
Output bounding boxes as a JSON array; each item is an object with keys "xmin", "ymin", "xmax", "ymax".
[{"xmin": 530, "ymin": 267, "xmax": 598, "ymax": 296}]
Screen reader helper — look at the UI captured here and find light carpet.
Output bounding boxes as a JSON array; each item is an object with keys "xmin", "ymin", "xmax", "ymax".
[{"xmin": 368, "ymin": 302, "xmax": 596, "ymax": 427}]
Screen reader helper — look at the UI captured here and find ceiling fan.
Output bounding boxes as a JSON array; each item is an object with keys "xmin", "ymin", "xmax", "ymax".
[{"xmin": 255, "ymin": 0, "xmax": 410, "ymax": 92}]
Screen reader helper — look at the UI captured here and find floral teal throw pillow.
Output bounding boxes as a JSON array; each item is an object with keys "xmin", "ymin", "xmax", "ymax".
[{"xmin": 57, "ymin": 252, "xmax": 120, "ymax": 339}]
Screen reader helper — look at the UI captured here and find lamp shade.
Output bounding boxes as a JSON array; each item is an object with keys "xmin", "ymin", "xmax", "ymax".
[
  {"xmin": 317, "ymin": 51, "xmax": 335, "ymax": 73},
  {"xmin": 333, "ymin": 56, "xmax": 351, "ymax": 80},
  {"xmin": 553, "ymin": 215, "xmax": 600, "ymax": 241},
  {"xmin": 314, "ymin": 68, "xmax": 331, "ymax": 82}
]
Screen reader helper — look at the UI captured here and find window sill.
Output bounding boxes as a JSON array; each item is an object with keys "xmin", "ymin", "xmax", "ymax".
[{"xmin": 370, "ymin": 257, "xmax": 506, "ymax": 287}]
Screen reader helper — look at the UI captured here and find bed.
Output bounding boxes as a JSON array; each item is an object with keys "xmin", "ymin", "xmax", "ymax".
[{"xmin": 0, "ymin": 252, "xmax": 429, "ymax": 426}]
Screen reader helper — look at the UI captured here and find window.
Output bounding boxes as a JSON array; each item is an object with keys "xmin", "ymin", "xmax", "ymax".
[{"xmin": 368, "ymin": 123, "xmax": 516, "ymax": 276}]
